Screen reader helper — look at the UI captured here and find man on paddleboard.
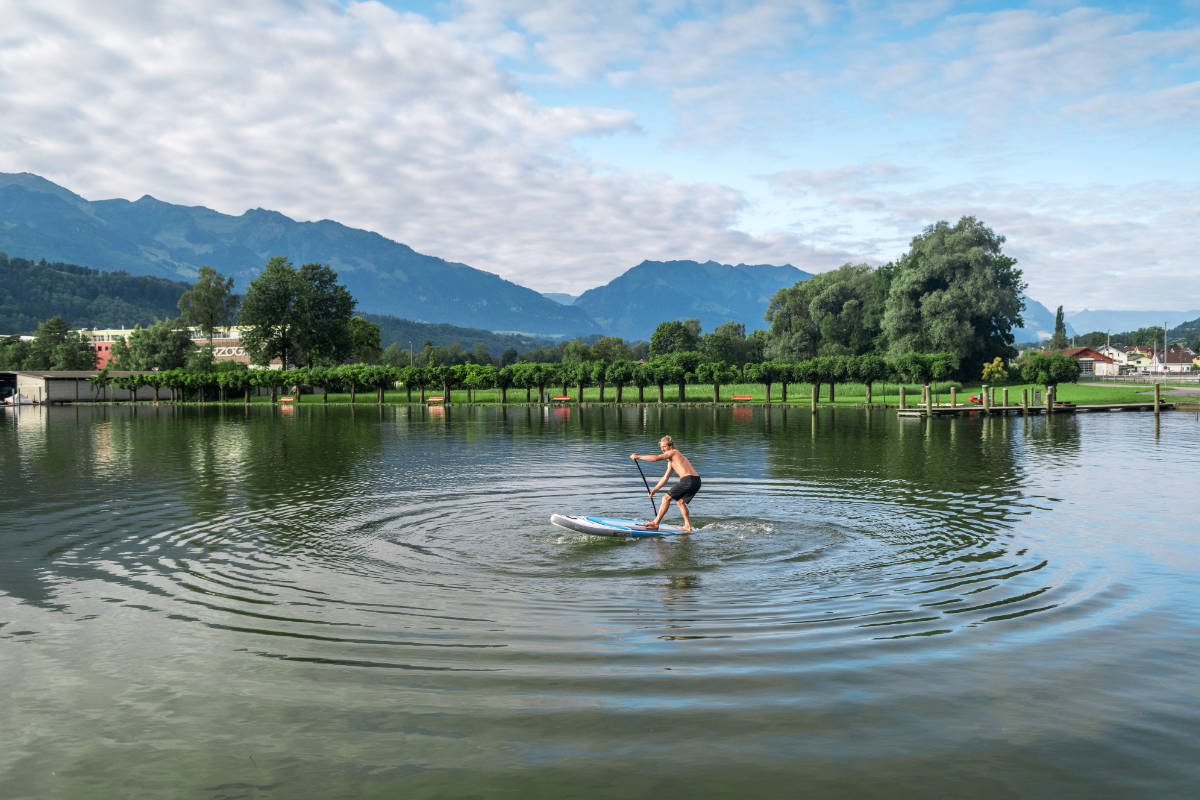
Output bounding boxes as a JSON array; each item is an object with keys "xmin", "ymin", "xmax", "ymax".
[{"xmin": 630, "ymin": 435, "xmax": 701, "ymax": 532}]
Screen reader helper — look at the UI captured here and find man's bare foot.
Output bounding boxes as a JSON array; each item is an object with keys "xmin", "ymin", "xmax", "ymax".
[
  {"xmin": 641, "ymin": 522, "xmax": 659, "ymax": 530},
  {"xmin": 681, "ymin": 527, "xmax": 692, "ymax": 533}
]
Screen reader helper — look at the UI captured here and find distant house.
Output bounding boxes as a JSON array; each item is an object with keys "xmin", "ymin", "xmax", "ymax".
[
  {"xmin": 1053, "ymin": 347, "xmax": 1118, "ymax": 377},
  {"xmin": 1096, "ymin": 344, "xmax": 1127, "ymax": 365},
  {"xmin": 1165, "ymin": 348, "xmax": 1196, "ymax": 373},
  {"xmin": 1126, "ymin": 351, "xmax": 1158, "ymax": 373}
]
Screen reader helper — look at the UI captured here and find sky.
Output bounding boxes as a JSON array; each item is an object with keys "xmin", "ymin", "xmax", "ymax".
[{"xmin": 1, "ymin": 0, "xmax": 1198, "ymax": 311}]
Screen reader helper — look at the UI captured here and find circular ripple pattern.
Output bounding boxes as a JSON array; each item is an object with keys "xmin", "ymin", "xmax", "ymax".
[{"xmin": 3, "ymin": 403, "xmax": 1199, "ymax": 798}]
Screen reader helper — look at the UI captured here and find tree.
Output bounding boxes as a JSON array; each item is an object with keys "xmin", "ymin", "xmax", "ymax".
[
  {"xmin": 701, "ymin": 322, "xmax": 753, "ymax": 370},
  {"xmin": 1049, "ymin": 306, "xmax": 1068, "ymax": 350},
  {"xmin": 239, "ymin": 257, "xmax": 356, "ymax": 369},
  {"xmin": 348, "ymin": 316, "xmax": 382, "ymax": 364},
  {"xmin": 852, "ymin": 354, "xmax": 890, "ymax": 404},
  {"xmin": 605, "ymin": 359, "xmax": 634, "ymax": 403},
  {"xmin": 561, "ymin": 340, "xmax": 592, "ymax": 365},
  {"xmin": 981, "ymin": 356, "xmax": 1011, "ymax": 385},
  {"xmin": 591, "ymin": 336, "xmax": 631, "ymax": 363},
  {"xmin": 292, "ymin": 262, "xmax": 356, "ymax": 366},
  {"xmin": 882, "ymin": 217, "xmax": 1025, "ymax": 374},
  {"xmin": 695, "ymin": 360, "xmax": 738, "ymax": 403},
  {"xmin": 109, "ymin": 318, "xmax": 195, "ymax": 371},
  {"xmin": 1021, "ymin": 353, "xmax": 1080, "ymax": 387},
  {"xmin": 177, "ymin": 266, "xmax": 237, "ymax": 345},
  {"xmin": 765, "ymin": 264, "xmax": 885, "ymax": 361},
  {"xmin": 649, "ymin": 320, "xmax": 699, "ymax": 356},
  {"xmin": 26, "ymin": 316, "xmax": 97, "ymax": 370},
  {"xmin": 0, "ymin": 335, "xmax": 31, "ymax": 370}
]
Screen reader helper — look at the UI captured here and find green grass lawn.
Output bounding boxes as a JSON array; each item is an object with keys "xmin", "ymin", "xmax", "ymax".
[{"xmin": 243, "ymin": 380, "xmax": 1186, "ymax": 406}]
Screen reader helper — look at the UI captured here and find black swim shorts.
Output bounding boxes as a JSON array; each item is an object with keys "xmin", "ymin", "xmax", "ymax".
[{"xmin": 668, "ymin": 475, "xmax": 701, "ymax": 503}]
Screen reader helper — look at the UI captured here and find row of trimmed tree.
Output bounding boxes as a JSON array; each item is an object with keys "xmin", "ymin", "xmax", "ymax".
[{"xmin": 85, "ymin": 350, "xmax": 1077, "ymax": 405}]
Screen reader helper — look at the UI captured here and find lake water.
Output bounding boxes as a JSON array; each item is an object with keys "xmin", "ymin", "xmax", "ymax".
[{"xmin": 2, "ymin": 403, "xmax": 1199, "ymax": 798}]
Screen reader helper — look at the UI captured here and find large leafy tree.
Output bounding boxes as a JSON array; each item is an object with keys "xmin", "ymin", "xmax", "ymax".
[
  {"xmin": 347, "ymin": 316, "xmax": 382, "ymax": 364},
  {"xmin": 882, "ymin": 216, "xmax": 1025, "ymax": 373},
  {"xmin": 649, "ymin": 320, "xmax": 700, "ymax": 356},
  {"xmin": 700, "ymin": 321, "xmax": 757, "ymax": 370},
  {"xmin": 24, "ymin": 316, "xmax": 97, "ymax": 370},
  {"xmin": 112, "ymin": 318, "xmax": 196, "ymax": 370},
  {"xmin": 765, "ymin": 264, "xmax": 887, "ymax": 361},
  {"xmin": 177, "ymin": 266, "xmax": 237, "ymax": 345},
  {"xmin": 239, "ymin": 257, "xmax": 356, "ymax": 369}
]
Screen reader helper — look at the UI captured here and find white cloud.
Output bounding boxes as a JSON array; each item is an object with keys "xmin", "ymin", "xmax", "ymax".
[
  {"xmin": 1, "ymin": 0, "xmax": 1197, "ymax": 308},
  {"xmin": 0, "ymin": 0, "xmax": 828, "ymax": 294}
]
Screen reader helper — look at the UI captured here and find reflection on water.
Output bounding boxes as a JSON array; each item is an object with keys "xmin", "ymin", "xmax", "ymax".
[{"xmin": 1, "ymin": 404, "xmax": 1199, "ymax": 798}]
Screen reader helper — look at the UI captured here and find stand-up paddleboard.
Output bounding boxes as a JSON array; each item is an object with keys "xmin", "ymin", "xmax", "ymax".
[{"xmin": 550, "ymin": 514, "xmax": 688, "ymax": 538}]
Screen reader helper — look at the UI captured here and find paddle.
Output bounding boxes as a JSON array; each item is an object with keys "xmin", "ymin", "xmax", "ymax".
[{"xmin": 633, "ymin": 458, "xmax": 657, "ymax": 516}]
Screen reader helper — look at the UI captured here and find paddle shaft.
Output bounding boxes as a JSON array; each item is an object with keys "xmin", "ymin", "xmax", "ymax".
[{"xmin": 634, "ymin": 459, "xmax": 657, "ymax": 516}]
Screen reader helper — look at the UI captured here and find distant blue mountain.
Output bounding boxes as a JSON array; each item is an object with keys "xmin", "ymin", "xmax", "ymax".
[
  {"xmin": 0, "ymin": 172, "xmax": 599, "ymax": 338},
  {"xmin": 573, "ymin": 260, "xmax": 812, "ymax": 342},
  {"xmin": 1014, "ymin": 295, "xmax": 1075, "ymax": 342},
  {"xmin": 1065, "ymin": 308, "xmax": 1200, "ymax": 335}
]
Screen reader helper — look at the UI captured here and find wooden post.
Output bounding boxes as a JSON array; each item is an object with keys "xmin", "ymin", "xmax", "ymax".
[
  {"xmin": 950, "ymin": 386, "xmax": 957, "ymax": 407},
  {"xmin": 924, "ymin": 384, "xmax": 932, "ymax": 417},
  {"xmin": 1045, "ymin": 385, "xmax": 1053, "ymax": 415},
  {"xmin": 1021, "ymin": 388, "xmax": 1028, "ymax": 415},
  {"xmin": 982, "ymin": 384, "xmax": 990, "ymax": 414},
  {"xmin": 899, "ymin": 385, "xmax": 906, "ymax": 409},
  {"xmin": 1154, "ymin": 382, "xmax": 1161, "ymax": 414},
  {"xmin": 810, "ymin": 383, "xmax": 817, "ymax": 414},
  {"xmin": 1003, "ymin": 387, "xmax": 1009, "ymax": 407}
]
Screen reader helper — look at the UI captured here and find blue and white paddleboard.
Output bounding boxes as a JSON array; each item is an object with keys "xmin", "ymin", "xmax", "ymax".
[{"xmin": 550, "ymin": 514, "xmax": 688, "ymax": 538}]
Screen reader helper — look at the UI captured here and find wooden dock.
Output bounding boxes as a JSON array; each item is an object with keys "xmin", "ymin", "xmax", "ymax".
[{"xmin": 897, "ymin": 401, "xmax": 1175, "ymax": 418}]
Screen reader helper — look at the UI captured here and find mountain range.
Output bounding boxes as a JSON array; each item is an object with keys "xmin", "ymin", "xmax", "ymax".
[
  {"xmin": 2, "ymin": 172, "xmax": 1193, "ymax": 344},
  {"xmin": 0, "ymin": 173, "xmax": 807, "ymax": 341}
]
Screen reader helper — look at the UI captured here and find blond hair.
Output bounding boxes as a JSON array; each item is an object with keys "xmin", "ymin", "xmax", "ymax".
[{"xmin": 659, "ymin": 435, "xmax": 674, "ymax": 447}]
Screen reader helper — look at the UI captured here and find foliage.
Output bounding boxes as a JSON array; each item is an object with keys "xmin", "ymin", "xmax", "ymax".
[
  {"xmin": 177, "ymin": 266, "xmax": 237, "ymax": 344},
  {"xmin": 0, "ymin": 252, "xmax": 189, "ymax": 334},
  {"xmin": 12, "ymin": 315, "xmax": 97, "ymax": 370},
  {"xmin": 1124, "ymin": 326, "xmax": 1165, "ymax": 348},
  {"xmin": 1020, "ymin": 353, "xmax": 1081, "ymax": 386},
  {"xmin": 764, "ymin": 263, "xmax": 887, "ymax": 361},
  {"xmin": 649, "ymin": 320, "xmax": 700, "ymax": 356},
  {"xmin": 882, "ymin": 216, "xmax": 1025, "ymax": 373},
  {"xmin": 111, "ymin": 318, "xmax": 196, "ymax": 371},
  {"xmin": 1048, "ymin": 306, "xmax": 1068, "ymax": 350},
  {"xmin": 238, "ymin": 257, "xmax": 356, "ymax": 369},
  {"xmin": 981, "ymin": 356, "xmax": 1011, "ymax": 385},
  {"xmin": 347, "ymin": 316, "xmax": 382, "ymax": 364}
]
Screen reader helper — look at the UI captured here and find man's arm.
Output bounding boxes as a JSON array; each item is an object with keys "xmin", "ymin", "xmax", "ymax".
[{"xmin": 650, "ymin": 465, "xmax": 671, "ymax": 495}]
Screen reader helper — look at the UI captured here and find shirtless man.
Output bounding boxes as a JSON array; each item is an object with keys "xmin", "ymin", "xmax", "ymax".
[{"xmin": 630, "ymin": 435, "xmax": 701, "ymax": 532}]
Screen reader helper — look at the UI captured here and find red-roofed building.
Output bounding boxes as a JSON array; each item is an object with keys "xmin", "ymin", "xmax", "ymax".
[{"xmin": 1053, "ymin": 347, "xmax": 1118, "ymax": 377}]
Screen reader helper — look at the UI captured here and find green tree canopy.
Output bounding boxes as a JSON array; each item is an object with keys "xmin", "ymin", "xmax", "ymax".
[
  {"xmin": 881, "ymin": 216, "xmax": 1025, "ymax": 374},
  {"xmin": 1021, "ymin": 353, "xmax": 1081, "ymax": 386},
  {"xmin": 177, "ymin": 266, "xmax": 237, "ymax": 345},
  {"xmin": 348, "ymin": 316, "xmax": 382, "ymax": 364},
  {"xmin": 649, "ymin": 320, "xmax": 700, "ymax": 356},
  {"xmin": 764, "ymin": 263, "xmax": 888, "ymax": 361},
  {"xmin": 23, "ymin": 316, "xmax": 97, "ymax": 370},
  {"xmin": 239, "ymin": 257, "xmax": 357, "ymax": 369},
  {"xmin": 112, "ymin": 318, "xmax": 196, "ymax": 371}
]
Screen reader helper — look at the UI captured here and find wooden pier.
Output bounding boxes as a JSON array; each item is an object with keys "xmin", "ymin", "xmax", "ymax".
[
  {"xmin": 898, "ymin": 401, "xmax": 1175, "ymax": 418},
  {"xmin": 896, "ymin": 383, "xmax": 1175, "ymax": 418}
]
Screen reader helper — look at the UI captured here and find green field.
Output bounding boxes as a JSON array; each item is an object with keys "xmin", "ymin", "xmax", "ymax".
[{"xmin": 231, "ymin": 380, "xmax": 1193, "ymax": 407}]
